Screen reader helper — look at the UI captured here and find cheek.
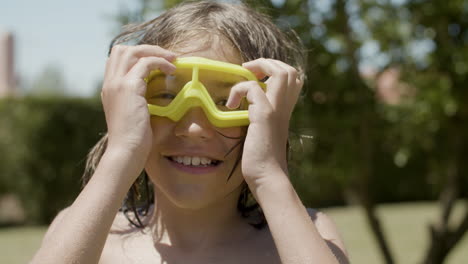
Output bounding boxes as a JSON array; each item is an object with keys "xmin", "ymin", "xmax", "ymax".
[
  {"xmin": 226, "ymin": 161, "xmax": 245, "ymax": 185},
  {"xmin": 221, "ymin": 139, "xmax": 246, "ymax": 188},
  {"xmin": 145, "ymin": 117, "xmax": 172, "ymax": 173},
  {"xmin": 150, "ymin": 116, "xmax": 173, "ymax": 143},
  {"xmin": 216, "ymin": 126, "xmax": 246, "ymax": 139}
]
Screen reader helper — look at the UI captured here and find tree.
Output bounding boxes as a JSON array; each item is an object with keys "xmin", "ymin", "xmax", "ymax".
[
  {"xmin": 396, "ymin": 1, "xmax": 468, "ymax": 263},
  {"xmin": 110, "ymin": 1, "xmax": 468, "ymax": 263},
  {"xmin": 27, "ymin": 64, "xmax": 68, "ymax": 97}
]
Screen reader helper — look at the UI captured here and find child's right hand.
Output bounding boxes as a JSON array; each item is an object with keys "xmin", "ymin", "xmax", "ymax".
[{"xmin": 101, "ymin": 44, "xmax": 176, "ymax": 168}]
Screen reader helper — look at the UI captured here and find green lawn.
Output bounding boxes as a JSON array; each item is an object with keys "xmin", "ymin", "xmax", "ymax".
[
  {"xmin": 0, "ymin": 202, "xmax": 466, "ymax": 264},
  {"xmin": 322, "ymin": 201, "xmax": 468, "ymax": 264},
  {"xmin": 0, "ymin": 226, "xmax": 46, "ymax": 264}
]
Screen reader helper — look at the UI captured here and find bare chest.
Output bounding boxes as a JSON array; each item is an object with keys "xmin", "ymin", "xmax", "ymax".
[{"xmin": 99, "ymin": 230, "xmax": 280, "ymax": 264}]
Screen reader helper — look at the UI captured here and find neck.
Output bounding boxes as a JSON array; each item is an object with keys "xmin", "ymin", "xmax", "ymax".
[{"xmin": 147, "ymin": 184, "xmax": 251, "ymax": 252}]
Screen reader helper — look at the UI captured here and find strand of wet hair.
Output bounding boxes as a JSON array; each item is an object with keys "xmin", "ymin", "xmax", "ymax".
[
  {"xmin": 215, "ymin": 129, "xmax": 245, "ymax": 140},
  {"xmin": 123, "ymin": 184, "xmax": 145, "ymax": 228}
]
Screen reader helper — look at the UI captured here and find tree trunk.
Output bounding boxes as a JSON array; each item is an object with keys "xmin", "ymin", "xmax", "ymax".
[
  {"xmin": 362, "ymin": 197, "xmax": 395, "ymax": 264},
  {"xmin": 335, "ymin": 0, "xmax": 396, "ymax": 263},
  {"xmin": 421, "ymin": 128, "xmax": 467, "ymax": 264}
]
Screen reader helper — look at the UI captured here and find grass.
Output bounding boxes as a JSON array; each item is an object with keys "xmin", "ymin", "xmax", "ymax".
[
  {"xmin": 322, "ymin": 201, "xmax": 468, "ymax": 264},
  {"xmin": 0, "ymin": 226, "xmax": 46, "ymax": 264},
  {"xmin": 0, "ymin": 202, "xmax": 466, "ymax": 264}
]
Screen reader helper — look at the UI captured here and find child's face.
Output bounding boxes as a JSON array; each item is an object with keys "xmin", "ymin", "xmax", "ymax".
[{"xmin": 145, "ymin": 40, "xmax": 246, "ymax": 209}]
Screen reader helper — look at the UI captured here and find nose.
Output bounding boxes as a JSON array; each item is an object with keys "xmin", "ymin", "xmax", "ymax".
[{"xmin": 174, "ymin": 107, "xmax": 216, "ymax": 140}]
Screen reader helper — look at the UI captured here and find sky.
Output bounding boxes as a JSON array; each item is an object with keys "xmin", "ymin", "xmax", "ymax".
[
  {"xmin": 1, "ymin": 0, "xmax": 141, "ymax": 97},
  {"xmin": 1, "ymin": 0, "xmax": 423, "ymax": 97}
]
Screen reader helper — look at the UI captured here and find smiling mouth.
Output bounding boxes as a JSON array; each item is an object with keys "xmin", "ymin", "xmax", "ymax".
[{"xmin": 165, "ymin": 156, "xmax": 222, "ymax": 167}]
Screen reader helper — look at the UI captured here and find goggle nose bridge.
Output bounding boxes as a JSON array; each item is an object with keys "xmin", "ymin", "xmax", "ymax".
[
  {"xmin": 174, "ymin": 67, "xmax": 218, "ymax": 119},
  {"xmin": 180, "ymin": 65, "xmax": 213, "ymax": 105}
]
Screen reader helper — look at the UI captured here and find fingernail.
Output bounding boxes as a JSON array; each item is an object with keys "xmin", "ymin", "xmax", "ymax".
[
  {"xmin": 167, "ymin": 53, "xmax": 177, "ymax": 61},
  {"xmin": 226, "ymin": 100, "xmax": 233, "ymax": 109}
]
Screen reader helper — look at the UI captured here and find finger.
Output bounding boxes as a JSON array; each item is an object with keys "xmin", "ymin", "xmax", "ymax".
[
  {"xmin": 124, "ymin": 57, "xmax": 176, "ymax": 96},
  {"xmin": 110, "ymin": 44, "xmax": 176, "ymax": 76},
  {"xmin": 270, "ymin": 60, "xmax": 298, "ymax": 91},
  {"xmin": 274, "ymin": 60, "xmax": 303, "ymax": 90},
  {"xmin": 270, "ymin": 60, "xmax": 303, "ymax": 104},
  {"xmin": 242, "ymin": 58, "xmax": 288, "ymax": 105},
  {"xmin": 105, "ymin": 45, "xmax": 128, "ymax": 79},
  {"xmin": 295, "ymin": 77, "xmax": 304, "ymax": 99},
  {"xmin": 226, "ymin": 81, "xmax": 273, "ymax": 124},
  {"xmin": 126, "ymin": 56, "xmax": 176, "ymax": 80}
]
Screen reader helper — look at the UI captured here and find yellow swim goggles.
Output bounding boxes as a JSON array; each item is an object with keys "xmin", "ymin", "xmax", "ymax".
[{"xmin": 145, "ymin": 57, "xmax": 265, "ymax": 127}]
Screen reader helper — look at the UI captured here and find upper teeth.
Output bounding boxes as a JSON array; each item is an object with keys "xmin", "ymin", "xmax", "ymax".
[{"xmin": 172, "ymin": 156, "xmax": 214, "ymax": 166}]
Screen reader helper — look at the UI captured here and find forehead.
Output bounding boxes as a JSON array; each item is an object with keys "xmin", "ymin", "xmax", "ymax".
[{"xmin": 170, "ymin": 35, "xmax": 242, "ymax": 65}]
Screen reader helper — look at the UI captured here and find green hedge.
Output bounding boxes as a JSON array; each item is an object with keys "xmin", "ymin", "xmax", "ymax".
[{"xmin": 0, "ymin": 96, "xmax": 105, "ymax": 224}]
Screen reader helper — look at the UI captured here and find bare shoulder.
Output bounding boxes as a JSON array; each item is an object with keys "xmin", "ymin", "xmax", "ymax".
[
  {"xmin": 306, "ymin": 208, "xmax": 349, "ymax": 264},
  {"xmin": 99, "ymin": 212, "xmax": 135, "ymax": 264},
  {"xmin": 248, "ymin": 209, "xmax": 349, "ymax": 264},
  {"xmin": 100, "ymin": 210, "xmax": 155, "ymax": 264},
  {"xmin": 108, "ymin": 210, "xmax": 139, "ymax": 234},
  {"xmin": 306, "ymin": 208, "xmax": 343, "ymax": 241},
  {"xmin": 39, "ymin": 207, "xmax": 148, "ymax": 264}
]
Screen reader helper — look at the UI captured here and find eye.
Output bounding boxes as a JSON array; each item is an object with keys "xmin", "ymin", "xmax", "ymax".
[
  {"xmin": 147, "ymin": 92, "xmax": 176, "ymax": 106},
  {"xmin": 154, "ymin": 93, "xmax": 176, "ymax": 100},
  {"xmin": 216, "ymin": 99, "xmax": 228, "ymax": 106},
  {"xmin": 215, "ymin": 98, "xmax": 231, "ymax": 111},
  {"xmin": 215, "ymin": 98, "xmax": 243, "ymax": 111}
]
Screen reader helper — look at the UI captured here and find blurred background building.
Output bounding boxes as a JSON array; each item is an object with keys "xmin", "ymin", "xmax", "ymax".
[{"xmin": 0, "ymin": 29, "xmax": 16, "ymax": 97}]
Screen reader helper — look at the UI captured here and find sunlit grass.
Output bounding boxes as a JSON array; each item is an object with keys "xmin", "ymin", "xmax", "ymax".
[
  {"xmin": 0, "ymin": 202, "xmax": 466, "ymax": 264},
  {"xmin": 322, "ymin": 201, "xmax": 468, "ymax": 264},
  {"xmin": 0, "ymin": 226, "xmax": 46, "ymax": 264}
]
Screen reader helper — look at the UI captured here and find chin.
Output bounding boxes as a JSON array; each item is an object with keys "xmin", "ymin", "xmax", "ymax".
[
  {"xmin": 146, "ymin": 160, "xmax": 245, "ymax": 210},
  {"xmin": 166, "ymin": 184, "xmax": 217, "ymax": 209},
  {"xmin": 151, "ymin": 175, "xmax": 245, "ymax": 211}
]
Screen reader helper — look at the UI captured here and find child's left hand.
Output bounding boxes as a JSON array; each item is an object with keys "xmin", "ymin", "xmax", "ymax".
[{"xmin": 226, "ymin": 58, "xmax": 303, "ymax": 190}]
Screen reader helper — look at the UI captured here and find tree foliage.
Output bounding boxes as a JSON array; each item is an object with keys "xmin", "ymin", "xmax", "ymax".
[
  {"xmin": 123, "ymin": 1, "xmax": 467, "ymax": 263},
  {"xmin": 1, "ymin": 0, "xmax": 466, "ymax": 263},
  {"xmin": 0, "ymin": 97, "xmax": 105, "ymax": 224}
]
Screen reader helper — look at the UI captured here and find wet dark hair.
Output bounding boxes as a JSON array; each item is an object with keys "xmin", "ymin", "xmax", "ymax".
[{"xmin": 82, "ymin": 0, "xmax": 306, "ymax": 230}]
